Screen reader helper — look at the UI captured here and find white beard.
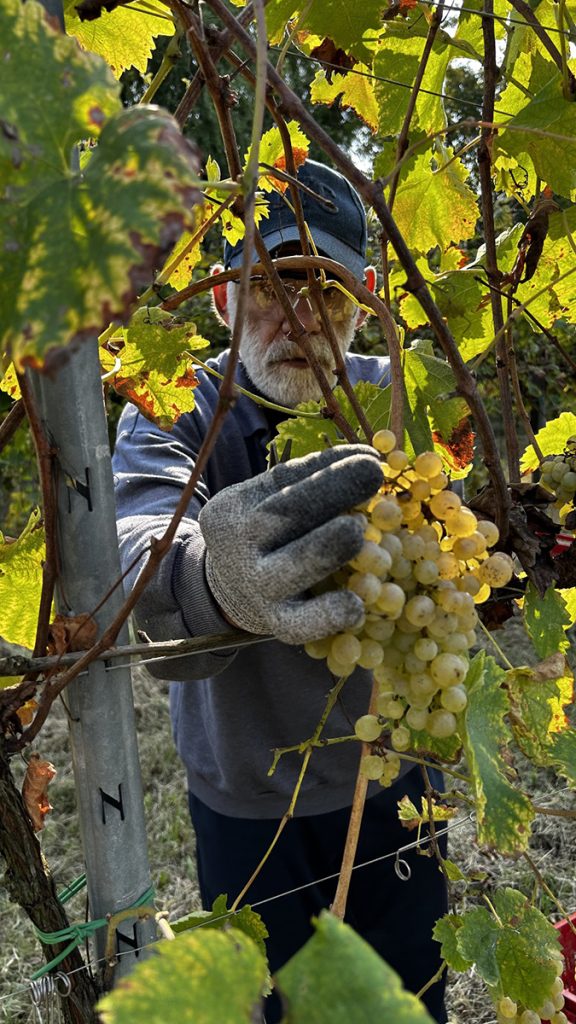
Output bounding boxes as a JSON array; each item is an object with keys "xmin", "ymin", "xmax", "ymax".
[{"xmin": 227, "ymin": 287, "xmax": 357, "ymax": 408}]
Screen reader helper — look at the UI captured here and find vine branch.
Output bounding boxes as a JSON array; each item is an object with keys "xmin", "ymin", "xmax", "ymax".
[{"xmin": 478, "ymin": 0, "xmax": 519, "ymax": 485}]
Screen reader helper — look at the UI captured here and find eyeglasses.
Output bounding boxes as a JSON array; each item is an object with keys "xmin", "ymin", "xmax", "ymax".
[{"xmin": 245, "ymin": 277, "xmax": 355, "ymax": 322}]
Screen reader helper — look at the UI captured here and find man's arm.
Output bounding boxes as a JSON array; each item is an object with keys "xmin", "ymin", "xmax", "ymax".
[{"xmin": 113, "ymin": 403, "xmax": 239, "ymax": 681}]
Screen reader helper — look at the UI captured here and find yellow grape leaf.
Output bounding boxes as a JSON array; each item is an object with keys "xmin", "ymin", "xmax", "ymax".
[
  {"xmin": 64, "ymin": 0, "xmax": 173, "ymax": 78},
  {"xmin": 397, "ymin": 794, "xmax": 456, "ymax": 830},
  {"xmin": 558, "ymin": 587, "xmax": 576, "ymax": 627},
  {"xmin": 101, "ymin": 307, "xmax": 209, "ymax": 430},
  {"xmin": 0, "ymin": 509, "xmax": 45, "ymax": 689},
  {"xmin": 248, "ymin": 121, "xmax": 309, "ymax": 192},
  {"xmin": 310, "ymin": 65, "xmax": 378, "ymax": 131},
  {"xmin": 513, "ymin": 206, "xmax": 576, "ymax": 330},
  {"xmin": 393, "ymin": 144, "xmax": 479, "ymax": 255},
  {"xmin": 507, "ymin": 656, "xmax": 573, "ymax": 764},
  {"xmin": 520, "ymin": 412, "xmax": 576, "ymax": 474},
  {"xmin": 158, "ymin": 205, "xmax": 207, "ymax": 290},
  {"xmin": 0, "ymin": 362, "xmax": 21, "ymax": 400}
]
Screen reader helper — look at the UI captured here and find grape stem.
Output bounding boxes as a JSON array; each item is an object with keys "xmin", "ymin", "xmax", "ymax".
[
  {"xmin": 331, "ymin": 675, "xmax": 379, "ymax": 920},
  {"xmin": 477, "ymin": 619, "xmax": 514, "ymax": 670},
  {"xmin": 229, "ymin": 675, "xmax": 349, "ymax": 913},
  {"xmin": 415, "ymin": 961, "xmax": 447, "ymax": 1001},
  {"xmin": 421, "ymin": 765, "xmax": 452, "ymax": 881},
  {"xmin": 272, "ymin": 738, "xmax": 472, "ymax": 785},
  {"xmin": 523, "ymin": 851, "xmax": 576, "ymax": 936}
]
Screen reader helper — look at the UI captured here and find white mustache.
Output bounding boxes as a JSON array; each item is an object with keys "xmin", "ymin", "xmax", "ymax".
[{"xmin": 263, "ymin": 338, "xmax": 334, "ymax": 365}]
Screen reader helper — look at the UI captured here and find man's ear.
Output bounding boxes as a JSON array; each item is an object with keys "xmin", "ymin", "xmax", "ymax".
[
  {"xmin": 355, "ymin": 265, "xmax": 377, "ymax": 327},
  {"xmin": 211, "ymin": 264, "xmax": 230, "ymax": 326}
]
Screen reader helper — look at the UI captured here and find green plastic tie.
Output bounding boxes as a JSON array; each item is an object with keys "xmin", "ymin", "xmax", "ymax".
[{"xmin": 32, "ymin": 884, "xmax": 155, "ymax": 981}]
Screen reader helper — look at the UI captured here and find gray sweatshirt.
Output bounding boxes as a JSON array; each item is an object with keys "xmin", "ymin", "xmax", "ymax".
[{"xmin": 113, "ymin": 350, "xmax": 413, "ymax": 819}]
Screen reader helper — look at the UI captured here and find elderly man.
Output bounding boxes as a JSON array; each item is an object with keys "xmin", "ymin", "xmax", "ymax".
[{"xmin": 113, "ymin": 160, "xmax": 448, "ymax": 1022}]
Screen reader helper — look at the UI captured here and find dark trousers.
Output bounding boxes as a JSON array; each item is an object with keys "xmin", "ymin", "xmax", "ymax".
[{"xmin": 188, "ymin": 768, "xmax": 448, "ymax": 1023}]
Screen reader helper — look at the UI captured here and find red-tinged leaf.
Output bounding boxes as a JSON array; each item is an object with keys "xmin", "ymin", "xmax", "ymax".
[
  {"xmin": 47, "ymin": 613, "xmax": 99, "ymax": 655},
  {"xmin": 309, "ymin": 37, "xmax": 356, "ymax": 81},
  {"xmin": 433, "ymin": 418, "xmax": 475, "ymax": 471},
  {"xmin": 16, "ymin": 699, "xmax": 38, "ymax": 728},
  {"xmin": 22, "ymin": 753, "xmax": 57, "ymax": 832},
  {"xmin": 271, "ymin": 148, "xmax": 310, "ymax": 192},
  {"xmin": 100, "ymin": 307, "xmax": 209, "ymax": 430}
]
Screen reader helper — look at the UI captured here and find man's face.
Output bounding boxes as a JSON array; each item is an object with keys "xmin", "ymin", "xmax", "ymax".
[{"xmin": 227, "ymin": 277, "xmax": 359, "ymax": 408}]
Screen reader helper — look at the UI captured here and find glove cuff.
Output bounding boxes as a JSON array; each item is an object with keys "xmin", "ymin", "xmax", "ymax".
[{"xmin": 204, "ymin": 552, "xmax": 268, "ymax": 637}]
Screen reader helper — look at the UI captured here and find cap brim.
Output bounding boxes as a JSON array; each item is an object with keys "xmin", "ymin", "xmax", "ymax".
[{"xmin": 227, "ymin": 225, "xmax": 366, "ymax": 280}]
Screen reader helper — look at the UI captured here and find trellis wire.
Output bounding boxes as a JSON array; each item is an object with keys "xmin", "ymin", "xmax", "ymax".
[
  {"xmin": 271, "ymin": 47, "xmax": 516, "ymax": 118},
  {"xmin": 0, "ymin": 813, "xmax": 474, "ymax": 1007}
]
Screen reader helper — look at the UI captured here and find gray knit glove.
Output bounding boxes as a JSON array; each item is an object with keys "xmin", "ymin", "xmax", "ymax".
[{"xmin": 198, "ymin": 445, "xmax": 383, "ymax": 644}]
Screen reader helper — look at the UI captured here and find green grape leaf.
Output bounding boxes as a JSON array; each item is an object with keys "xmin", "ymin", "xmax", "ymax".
[
  {"xmin": 0, "ymin": 510, "xmax": 45, "ymax": 689},
  {"xmin": 433, "ymin": 914, "xmax": 473, "ymax": 973},
  {"xmin": 375, "ymin": 24, "xmax": 455, "ymax": 137},
  {"xmin": 455, "ymin": 906, "xmax": 500, "ymax": 984},
  {"xmin": 447, "ymin": 891, "xmax": 562, "ymax": 1009},
  {"xmin": 520, "ymin": 412, "xmax": 576, "ymax": 473},
  {"xmin": 1, "ymin": 0, "xmax": 202, "ymax": 373},
  {"xmin": 100, "ymin": 308, "xmax": 208, "ymax": 430},
  {"xmin": 492, "ymin": 889, "xmax": 561, "ymax": 1009},
  {"xmin": 523, "ymin": 583, "xmax": 571, "ymax": 658},
  {"xmin": 497, "ymin": 51, "xmax": 560, "ymax": 122},
  {"xmin": 408, "ymin": 724, "xmax": 463, "ymax": 762},
  {"xmin": 276, "ymin": 911, "xmax": 436, "ymax": 1023},
  {"xmin": 506, "ymin": 656, "xmax": 574, "ymax": 762},
  {"xmin": 272, "ymin": 381, "xmax": 392, "ymax": 460},
  {"xmin": 64, "ymin": 0, "xmax": 172, "ymax": 78},
  {"xmin": 462, "ymin": 652, "xmax": 534, "ymax": 853},
  {"xmin": 171, "ymin": 894, "xmax": 269, "ymax": 959},
  {"xmin": 512, "ymin": 205, "xmax": 576, "ymax": 331},
  {"xmin": 403, "ymin": 345, "xmax": 470, "ymax": 468},
  {"xmin": 548, "ymin": 728, "xmax": 576, "ymax": 788},
  {"xmin": 0, "ymin": 0, "xmax": 120, "ymax": 197},
  {"xmin": 97, "ymin": 927, "xmax": 268, "ymax": 1024},
  {"xmin": 496, "ymin": 71, "xmax": 576, "ymax": 198},
  {"xmin": 311, "ymin": 66, "xmax": 378, "ymax": 131},
  {"xmin": 392, "ymin": 145, "xmax": 479, "ymax": 255},
  {"xmin": 453, "ymin": 0, "xmax": 507, "ymax": 54},
  {"xmin": 420, "ymin": 225, "xmax": 523, "ymax": 362},
  {"xmin": 441, "ymin": 859, "xmax": 466, "ymax": 882},
  {"xmin": 265, "ymin": 1, "xmax": 388, "ymax": 61}
]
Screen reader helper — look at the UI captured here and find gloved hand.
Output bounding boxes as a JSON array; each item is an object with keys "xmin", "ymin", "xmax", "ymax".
[{"xmin": 199, "ymin": 445, "xmax": 383, "ymax": 644}]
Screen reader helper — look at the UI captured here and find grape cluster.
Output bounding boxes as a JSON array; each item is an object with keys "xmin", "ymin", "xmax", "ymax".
[
  {"xmin": 305, "ymin": 431, "xmax": 514, "ymax": 785},
  {"xmin": 539, "ymin": 436, "xmax": 576, "ymax": 517},
  {"xmin": 494, "ymin": 964, "xmax": 568, "ymax": 1023}
]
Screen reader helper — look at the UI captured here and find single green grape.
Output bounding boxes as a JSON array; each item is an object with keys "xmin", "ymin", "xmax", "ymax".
[{"xmin": 355, "ymin": 714, "xmax": 383, "ymax": 742}]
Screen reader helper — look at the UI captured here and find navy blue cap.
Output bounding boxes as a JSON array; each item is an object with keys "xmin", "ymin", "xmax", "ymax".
[{"xmin": 223, "ymin": 160, "xmax": 367, "ymax": 279}]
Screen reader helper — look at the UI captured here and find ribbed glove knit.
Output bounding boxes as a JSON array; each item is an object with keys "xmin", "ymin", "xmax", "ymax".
[{"xmin": 199, "ymin": 445, "xmax": 383, "ymax": 644}]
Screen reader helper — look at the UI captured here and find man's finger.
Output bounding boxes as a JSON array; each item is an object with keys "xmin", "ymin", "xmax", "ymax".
[
  {"xmin": 255, "ymin": 450, "xmax": 383, "ymax": 547},
  {"xmin": 256, "ymin": 515, "xmax": 365, "ymax": 599}
]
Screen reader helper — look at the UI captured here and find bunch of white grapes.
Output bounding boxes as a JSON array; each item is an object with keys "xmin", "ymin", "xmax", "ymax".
[
  {"xmin": 305, "ymin": 431, "xmax": 514, "ymax": 786},
  {"xmin": 494, "ymin": 964, "xmax": 568, "ymax": 1023},
  {"xmin": 539, "ymin": 436, "xmax": 576, "ymax": 516}
]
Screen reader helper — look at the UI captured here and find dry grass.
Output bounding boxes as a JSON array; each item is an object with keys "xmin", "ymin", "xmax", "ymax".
[{"xmin": 0, "ymin": 615, "xmax": 574, "ymax": 1023}]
